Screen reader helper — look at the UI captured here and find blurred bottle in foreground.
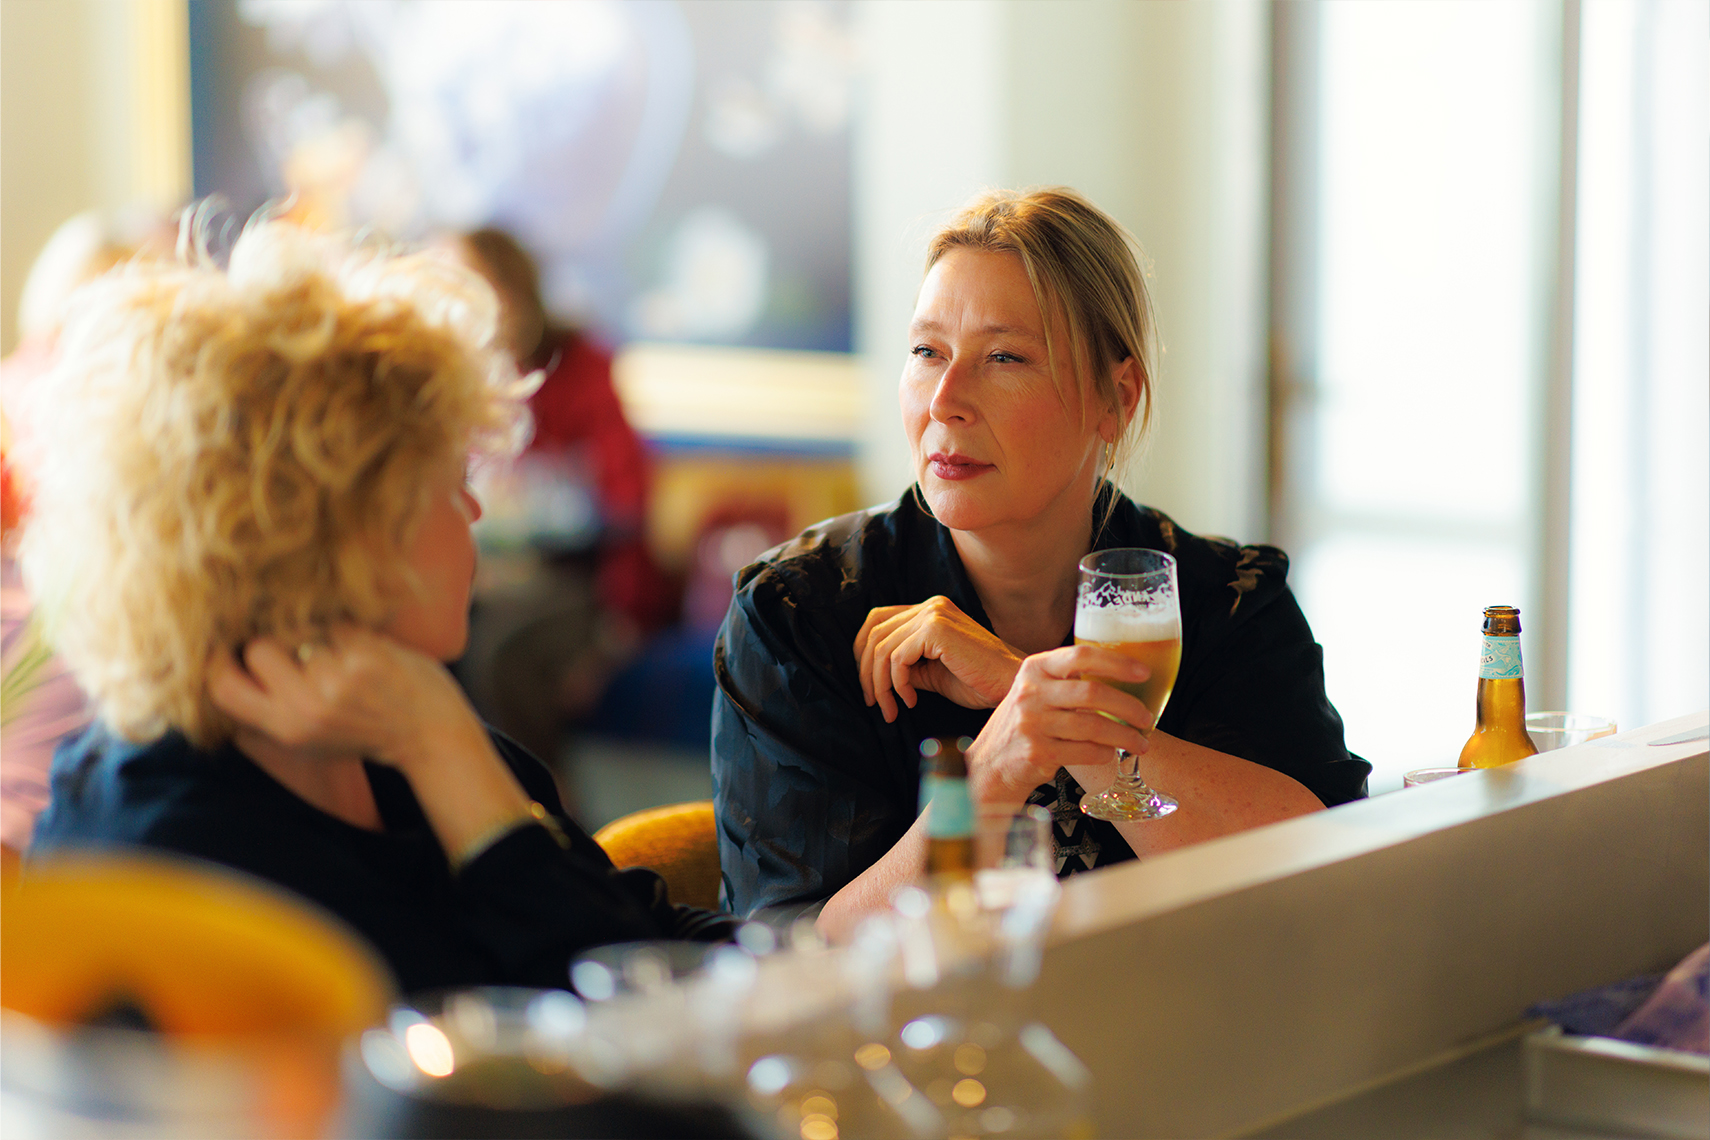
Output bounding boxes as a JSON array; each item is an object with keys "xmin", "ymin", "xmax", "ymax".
[
  {"xmin": 921, "ymin": 737, "xmax": 975, "ymax": 884},
  {"xmin": 887, "ymin": 872, "xmax": 1092, "ymax": 1140},
  {"xmin": 1458, "ymin": 606, "xmax": 1539, "ymax": 769},
  {"xmin": 884, "ymin": 743, "xmax": 1093, "ymax": 1139}
]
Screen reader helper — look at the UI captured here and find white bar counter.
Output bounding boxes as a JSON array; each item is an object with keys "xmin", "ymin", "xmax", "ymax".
[{"xmin": 1027, "ymin": 712, "xmax": 1709, "ymax": 1138}]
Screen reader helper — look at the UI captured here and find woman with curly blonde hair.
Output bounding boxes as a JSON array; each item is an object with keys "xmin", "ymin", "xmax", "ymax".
[{"xmin": 25, "ymin": 219, "xmax": 734, "ymax": 993}]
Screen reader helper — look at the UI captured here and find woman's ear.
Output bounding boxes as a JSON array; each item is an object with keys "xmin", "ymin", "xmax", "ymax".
[{"xmin": 1100, "ymin": 356, "xmax": 1142, "ymax": 441}]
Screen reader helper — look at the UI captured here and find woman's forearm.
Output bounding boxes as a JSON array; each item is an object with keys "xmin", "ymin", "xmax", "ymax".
[
  {"xmin": 815, "ymin": 811, "xmax": 932, "ymax": 943},
  {"xmin": 392, "ymin": 713, "xmax": 536, "ymax": 866},
  {"xmin": 1065, "ymin": 731, "xmax": 1322, "ymax": 860}
]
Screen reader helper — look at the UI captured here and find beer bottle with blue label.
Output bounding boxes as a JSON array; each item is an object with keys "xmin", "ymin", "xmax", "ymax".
[
  {"xmin": 920, "ymin": 736, "xmax": 975, "ymax": 879},
  {"xmin": 1457, "ymin": 606, "xmax": 1539, "ymax": 768}
]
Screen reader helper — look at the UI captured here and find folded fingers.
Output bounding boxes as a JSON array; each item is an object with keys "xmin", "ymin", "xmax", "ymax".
[{"xmin": 863, "ymin": 616, "xmax": 921, "ymax": 719}]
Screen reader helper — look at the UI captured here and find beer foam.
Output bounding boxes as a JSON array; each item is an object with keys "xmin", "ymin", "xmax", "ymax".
[{"xmin": 1074, "ymin": 606, "xmax": 1180, "ymax": 643}]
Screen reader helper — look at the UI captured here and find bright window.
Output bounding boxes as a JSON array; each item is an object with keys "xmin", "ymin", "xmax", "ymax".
[
  {"xmin": 1279, "ymin": 0, "xmax": 1558, "ymax": 790},
  {"xmin": 1277, "ymin": 0, "xmax": 1708, "ymax": 791}
]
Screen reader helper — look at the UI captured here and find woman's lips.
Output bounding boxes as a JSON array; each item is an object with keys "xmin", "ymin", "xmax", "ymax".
[{"xmin": 928, "ymin": 452, "xmax": 993, "ymax": 481}]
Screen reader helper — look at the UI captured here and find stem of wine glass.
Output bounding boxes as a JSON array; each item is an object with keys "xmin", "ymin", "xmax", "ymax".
[
  {"xmin": 1116, "ymin": 746, "xmax": 1139, "ymax": 781},
  {"xmin": 1115, "ymin": 744, "xmax": 1162, "ymax": 795}
]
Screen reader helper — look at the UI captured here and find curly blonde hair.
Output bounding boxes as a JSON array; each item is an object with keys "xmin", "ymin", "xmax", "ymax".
[
  {"xmin": 18, "ymin": 219, "xmax": 531, "ymax": 747},
  {"xmin": 927, "ymin": 187, "xmax": 1157, "ymax": 477}
]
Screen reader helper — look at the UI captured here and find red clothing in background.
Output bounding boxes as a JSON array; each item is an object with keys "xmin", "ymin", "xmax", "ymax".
[{"xmin": 527, "ymin": 334, "xmax": 671, "ymax": 632}]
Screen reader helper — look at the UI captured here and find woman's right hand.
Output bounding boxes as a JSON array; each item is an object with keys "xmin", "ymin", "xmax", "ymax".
[
  {"xmin": 854, "ymin": 596, "xmax": 1026, "ymax": 721},
  {"xmin": 967, "ymin": 644, "xmax": 1155, "ymax": 807}
]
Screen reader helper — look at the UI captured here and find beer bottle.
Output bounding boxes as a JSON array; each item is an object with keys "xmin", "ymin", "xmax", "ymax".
[
  {"xmin": 1457, "ymin": 605, "xmax": 1539, "ymax": 769},
  {"xmin": 920, "ymin": 736, "xmax": 975, "ymax": 879}
]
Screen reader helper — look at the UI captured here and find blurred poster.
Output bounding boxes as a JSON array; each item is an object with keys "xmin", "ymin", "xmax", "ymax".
[{"xmin": 190, "ymin": 0, "xmax": 853, "ymax": 352}]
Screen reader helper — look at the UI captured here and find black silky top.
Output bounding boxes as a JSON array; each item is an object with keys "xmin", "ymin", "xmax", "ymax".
[
  {"xmin": 712, "ymin": 486, "xmax": 1369, "ymax": 919},
  {"xmin": 31, "ymin": 724, "xmax": 737, "ymax": 995}
]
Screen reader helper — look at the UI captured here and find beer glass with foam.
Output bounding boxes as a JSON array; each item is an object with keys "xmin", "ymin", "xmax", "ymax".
[{"xmin": 1074, "ymin": 548, "xmax": 1181, "ymax": 821}]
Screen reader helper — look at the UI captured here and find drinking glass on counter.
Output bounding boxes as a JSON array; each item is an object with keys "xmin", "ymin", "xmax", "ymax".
[
  {"xmin": 974, "ymin": 803, "xmax": 1055, "ymax": 912},
  {"xmin": 1074, "ymin": 548, "xmax": 1181, "ymax": 821},
  {"xmin": 1402, "ymin": 767, "xmax": 1478, "ymax": 789},
  {"xmin": 1525, "ymin": 712, "xmax": 1617, "ymax": 752}
]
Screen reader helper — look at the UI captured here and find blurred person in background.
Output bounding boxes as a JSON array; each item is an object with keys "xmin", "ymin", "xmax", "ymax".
[
  {"xmin": 444, "ymin": 228, "xmax": 671, "ymax": 772},
  {"xmin": 2, "ymin": 208, "xmax": 176, "ymax": 860},
  {"xmin": 24, "ymin": 219, "xmax": 734, "ymax": 994},
  {"xmin": 714, "ymin": 188, "xmax": 1369, "ymax": 938}
]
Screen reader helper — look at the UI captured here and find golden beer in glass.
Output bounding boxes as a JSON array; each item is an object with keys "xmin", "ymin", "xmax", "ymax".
[{"xmin": 1075, "ymin": 549, "xmax": 1181, "ymax": 821}]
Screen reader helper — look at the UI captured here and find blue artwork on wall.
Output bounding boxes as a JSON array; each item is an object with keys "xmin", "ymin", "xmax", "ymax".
[{"xmin": 190, "ymin": 0, "xmax": 852, "ymax": 353}]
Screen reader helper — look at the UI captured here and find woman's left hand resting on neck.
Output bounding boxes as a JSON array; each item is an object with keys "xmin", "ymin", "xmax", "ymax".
[{"xmin": 207, "ymin": 626, "xmax": 537, "ymax": 867}]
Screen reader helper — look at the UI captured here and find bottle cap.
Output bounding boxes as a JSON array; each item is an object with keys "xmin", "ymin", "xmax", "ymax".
[
  {"xmin": 1482, "ymin": 606, "xmax": 1521, "ymax": 634},
  {"xmin": 919, "ymin": 736, "xmax": 972, "ymax": 779}
]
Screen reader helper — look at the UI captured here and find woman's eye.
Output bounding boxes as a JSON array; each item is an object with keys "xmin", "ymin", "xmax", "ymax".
[
  {"xmin": 910, "ymin": 345, "xmax": 939, "ymax": 359},
  {"xmin": 990, "ymin": 351, "xmax": 1024, "ymax": 365}
]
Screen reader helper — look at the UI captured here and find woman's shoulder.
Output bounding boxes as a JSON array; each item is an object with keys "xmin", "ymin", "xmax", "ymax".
[
  {"xmin": 1105, "ymin": 493, "xmax": 1291, "ymax": 621},
  {"xmin": 732, "ymin": 493, "xmax": 921, "ymax": 615},
  {"xmin": 31, "ymin": 724, "xmax": 252, "ymax": 853}
]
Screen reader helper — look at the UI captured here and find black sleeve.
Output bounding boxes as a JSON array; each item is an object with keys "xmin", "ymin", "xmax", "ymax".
[
  {"xmin": 710, "ymin": 569, "xmax": 913, "ymax": 920},
  {"xmin": 1163, "ymin": 549, "xmax": 1370, "ymax": 807},
  {"xmin": 453, "ymin": 826, "xmax": 738, "ymax": 989},
  {"xmin": 463, "ymin": 736, "xmax": 740, "ymax": 989}
]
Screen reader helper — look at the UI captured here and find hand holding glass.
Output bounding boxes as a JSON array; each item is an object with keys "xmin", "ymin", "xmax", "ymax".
[{"xmin": 1075, "ymin": 548, "xmax": 1180, "ymax": 821}]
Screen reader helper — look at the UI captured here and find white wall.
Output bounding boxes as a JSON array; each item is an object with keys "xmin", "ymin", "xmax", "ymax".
[
  {"xmin": 0, "ymin": 0, "xmax": 188, "ymax": 353},
  {"xmin": 851, "ymin": 0, "xmax": 1009, "ymax": 514},
  {"xmin": 852, "ymin": 0, "xmax": 1273, "ymax": 542}
]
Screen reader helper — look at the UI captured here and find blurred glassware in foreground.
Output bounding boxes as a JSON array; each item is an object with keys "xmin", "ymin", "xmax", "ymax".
[
  {"xmin": 562, "ymin": 922, "xmax": 929, "ymax": 1136},
  {"xmin": 885, "ymin": 865, "xmax": 1091, "ymax": 1140},
  {"xmin": 731, "ymin": 801, "xmax": 1080, "ymax": 1139},
  {"xmin": 740, "ymin": 920, "xmax": 945, "ymax": 1140},
  {"xmin": 344, "ymin": 831, "xmax": 1086, "ymax": 1139},
  {"xmin": 346, "ymin": 986, "xmax": 761, "ymax": 1139},
  {"xmin": 571, "ymin": 940, "xmax": 725, "ymax": 1004},
  {"xmin": 973, "ymin": 803, "xmax": 1053, "ymax": 912},
  {"xmin": 1525, "ymin": 712, "xmax": 1617, "ymax": 753},
  {"xmin": 1, "ymin": 1012, "xmax": 344, "ymax": 1140},
  {"xmin": 1, "ymin": 854, "xmax": 393, "ymax": 1138}
]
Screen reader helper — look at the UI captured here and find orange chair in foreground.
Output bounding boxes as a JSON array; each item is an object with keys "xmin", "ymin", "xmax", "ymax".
[{"xmin": 2, "ymin": 854, "xmax": 393, "ymax": 1136}]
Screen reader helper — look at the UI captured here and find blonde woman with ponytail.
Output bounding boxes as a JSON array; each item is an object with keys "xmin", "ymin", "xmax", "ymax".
[{"xmin": 713, "ymin": 188, "xmax": 1369, "ymax": 940}]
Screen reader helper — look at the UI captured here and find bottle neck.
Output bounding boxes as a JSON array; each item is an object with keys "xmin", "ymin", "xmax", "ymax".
[
  {"xmin": 1475, "ymin": 632, "xmax": 1528, "ymax": 731},
  {"xmin": 1478, "ymin": 632, "xmax": 1524, "ymax": 680},
  {"xmin": 1475, "ymin": 675, "xmax": 1529, "ymax": 731}
]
